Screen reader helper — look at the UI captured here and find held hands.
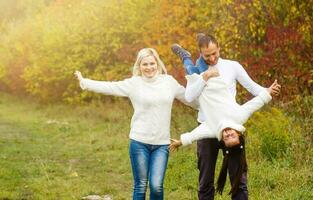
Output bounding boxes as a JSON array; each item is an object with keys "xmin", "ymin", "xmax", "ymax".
[
  {"xmin": 169, "ymin": 138, "xmax": 182, "ymax": 152},
  {"xmin": 267, "ymin": 79, "xmax": 281, "ymax": 97},
  {"xmin": 202, "ymin": 67, "xmax": 219, "ymax": 81},
  {"xmin": 74, "ymin": 71, "xmax": 83, "ymax": 81}
]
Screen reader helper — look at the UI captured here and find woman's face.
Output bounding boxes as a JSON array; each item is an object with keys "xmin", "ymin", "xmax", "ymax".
[
  {"xmin": 222, "ymin": 128, "xmax": 240, "ymax": 147},
  {"xmin": 140, "ymin": 55, "xmax": 158, "ymax": 78}
]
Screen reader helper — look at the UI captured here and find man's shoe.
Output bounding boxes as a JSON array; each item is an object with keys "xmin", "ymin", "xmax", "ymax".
[{"xmin": 171, "ymin": 44, "xmax": 191, "ymax": 60}]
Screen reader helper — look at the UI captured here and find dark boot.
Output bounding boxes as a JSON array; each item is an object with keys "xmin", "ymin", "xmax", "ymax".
[{"xmin": 171, "ymin": 44, "xmax": 191, "ymax": 61}]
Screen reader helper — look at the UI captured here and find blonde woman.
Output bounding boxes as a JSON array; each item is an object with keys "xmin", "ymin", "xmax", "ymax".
[{"xmin": 74, "ymin": 48, "xmax": 195, "ymax": 200}]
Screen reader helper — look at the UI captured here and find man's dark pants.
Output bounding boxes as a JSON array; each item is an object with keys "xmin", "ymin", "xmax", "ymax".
[
  {"xmin": 197, "ymin": 138, "xmax": 248, "ymax": 200},
  {"xmin": 197, "ymin": 138, "xmax": 219, "ymax": 200}
]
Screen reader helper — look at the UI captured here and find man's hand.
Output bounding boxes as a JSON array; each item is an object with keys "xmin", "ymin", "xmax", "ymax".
[
  {"xmin": 169, "ymin": 138, "xmax": 182, "ymax": 152},
  {"xmin": 202, "ymin": 67, "xmax": 219, "ymax": 81},
  {"xmin": 267, "ymin": 79, "xmax": 281, "ymax": 96},
  {"xmin": 74, "ymin": 71, "xmax": 83, "ymax": 81}
]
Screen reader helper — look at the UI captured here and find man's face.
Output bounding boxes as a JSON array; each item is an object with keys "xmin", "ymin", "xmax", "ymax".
[
  {"xmin": 222, "ymin": 128, "xmax": 240, "ymax": 147},
  {"xmin": 200, "ymin": 42, "xmax": 220, "ymax": 66}
]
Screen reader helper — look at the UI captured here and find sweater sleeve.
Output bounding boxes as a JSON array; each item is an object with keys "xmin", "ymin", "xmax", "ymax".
[
  {"xmin": 169, "ymin": 76, "xmax": 199, "ymax": 109},
  {"xmin": 180, "ymin": 123, "xmax": 216, "ymax": 146},
  {"xmin": 235, "ymin": 62, "xmax": 266, "ymax": 96},
  {"xmin": 185, "ymin": 74, "xmax": 206, "ymax": 102},
  {"xmin": 79, "ymin": 77, "xmax": 132, "ymax": 97},
  {"xmin": 240, "ymin": 90, "xmax": 272, "ymax": 123}
]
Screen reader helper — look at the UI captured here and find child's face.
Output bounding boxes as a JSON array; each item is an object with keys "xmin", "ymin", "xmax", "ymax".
[{"xmin": 222, "ymin": 128, "xmax": 240, "ymax": 147}]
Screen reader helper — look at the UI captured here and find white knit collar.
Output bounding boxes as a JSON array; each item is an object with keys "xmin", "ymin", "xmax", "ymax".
[
  {"xmin": 141, "ymin": 72, "xmax": 160, "ymax": 83},
  {"xmin": 209, "ymin": 57, "xmax": 223, "ymax": 67}
]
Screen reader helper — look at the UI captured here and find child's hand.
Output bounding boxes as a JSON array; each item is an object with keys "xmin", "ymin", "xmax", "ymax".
[
  {"xmin": 202, "ymin": 67, "xmax": 219, "ymax": 81},
  {"xmin": 169, "ymin": 138, "xmax": 182, "ymax": 152},
  {"xmin": 267, "ymin": 79, "xmax": 281, "ymax": 97}
]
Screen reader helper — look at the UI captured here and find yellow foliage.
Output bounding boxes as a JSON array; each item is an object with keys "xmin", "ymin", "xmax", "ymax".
[{"xmin": 0, "ymin": 0, "xmax": 311, "ymax": 102}]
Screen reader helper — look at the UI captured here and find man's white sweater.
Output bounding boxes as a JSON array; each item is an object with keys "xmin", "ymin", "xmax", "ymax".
[
  {"xmin": 180, "ymin": 74, "xmax": 272, "ymax": 146},
  {"xmin": 186, "ymin": 58, "xmax": 266, "ymax": 123},
  {"xmin": 79, "ymin": 74, "xmax": 194, "ymax": 145}
]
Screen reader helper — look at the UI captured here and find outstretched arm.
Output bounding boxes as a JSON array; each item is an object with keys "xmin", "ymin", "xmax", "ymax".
[
  {"xmin": 236, "ymin": 63, "xmax": 281, "ymax": 97},
  {"xmin": 74, "ymin": 70, "xmax": 131, "ymax": 97},
  {"xmin": 240, "ymin": 80, "xmax": 281, "ymax": 123},
  {"xmin": 236, "ymin": 63, "xmax": 266, "ymax": 96},
  {"xmin": 169, "ymin": 123, "xmax": 219, "ymax": 152},
  {"xmin": 169, "ymin": 123, "xmax": 216, "ymax": 153}
]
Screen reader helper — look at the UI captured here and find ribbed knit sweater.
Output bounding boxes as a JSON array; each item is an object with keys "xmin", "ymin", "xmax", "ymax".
[
  {"xmin": 79, "ymin": 74, "xmax": 195, "ymax": 145},
  {"xmin": 186, "ymin": 58, "xmax": 266, "ymax": 123},
  {"xmin": 181, "ymin": 74, "xmax": 271, "ymax": 146}
]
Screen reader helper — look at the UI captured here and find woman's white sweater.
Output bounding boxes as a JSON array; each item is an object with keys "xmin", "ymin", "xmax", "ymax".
[
  {"xmin": 180, "ymin": 74, "xmax": 272, "ymax": 145},
  {"xmin": 79, "ymin": 74, "xmax": 194, "ymax": 145}
]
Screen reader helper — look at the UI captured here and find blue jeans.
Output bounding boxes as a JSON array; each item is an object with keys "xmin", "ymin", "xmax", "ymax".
[
  {"xmin": 183, "ymin": 56, "xmax": 208, "ymax": 75},
  {"xmin": 129, "ymin": 139, "xmax": 169, "ymax": 200}
]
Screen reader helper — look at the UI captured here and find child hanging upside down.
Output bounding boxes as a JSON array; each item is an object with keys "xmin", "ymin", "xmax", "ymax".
[
  {"xmin": 169, "ymin": 71, "xmax": 280, "ymax": 196},
  {"xmin": 169, "ymin": 72, "xmax": 279, "ymax": 149}
]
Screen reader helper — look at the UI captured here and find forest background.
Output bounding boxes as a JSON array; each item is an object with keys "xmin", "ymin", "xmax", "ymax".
[{"xmin": 0, "ymin": 0, "xmax": 312, "ymax": 199}]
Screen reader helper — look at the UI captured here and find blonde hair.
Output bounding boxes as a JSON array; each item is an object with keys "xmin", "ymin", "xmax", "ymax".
[{"xmin": 132, "ymin": 48, "xmax": 167, "ymax": 76}]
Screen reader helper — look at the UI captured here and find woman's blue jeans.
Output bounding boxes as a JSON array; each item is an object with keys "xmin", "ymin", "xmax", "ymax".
[{"xmin": 129, "ymin": 139, "xmax": 169, "ymax": 200}]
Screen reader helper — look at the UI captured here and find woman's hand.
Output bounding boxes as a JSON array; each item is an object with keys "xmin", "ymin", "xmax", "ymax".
[
  {"xmin": 74, "ymin": 71, "xmax": 83, "ymax": 81},
  {"xmin": 267, "ymin": 79, "xmax": 281, "ymax": 96},
  {"xmin": 169, "ymin": 138, "xmax": 182, "ymax": 152},
  {"xmin": 202, "ymin": 67, "xmax": 219, "ymax": 81}
]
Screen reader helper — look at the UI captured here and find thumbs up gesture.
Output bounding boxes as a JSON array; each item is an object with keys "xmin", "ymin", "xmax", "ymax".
[{"xmin": 267, "ymin": 79, "xmax": 281, "ymax": 96}]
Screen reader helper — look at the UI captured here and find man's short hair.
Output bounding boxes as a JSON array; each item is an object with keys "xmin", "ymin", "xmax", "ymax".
[{"xmin": 197, "ymin": 33, "xmax": 219, "ymax": 49}]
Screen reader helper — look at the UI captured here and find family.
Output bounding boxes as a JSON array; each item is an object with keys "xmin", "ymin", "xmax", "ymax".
[{"xmin": 74, "ymin": 33, "xmax": 281, "ymax": 200}]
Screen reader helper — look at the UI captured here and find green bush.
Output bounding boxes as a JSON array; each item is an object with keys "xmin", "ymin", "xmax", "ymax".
[
  {"xmin": 285, "ymin": 95, "xmax": 313, "ymax": 139},
  {"xmin": 246, "ymin": 107, "xmax": 299, "ymax": 161},
  {"xmin": 283, "ymin": 95, "xmax": 313, "ymax": 166}
]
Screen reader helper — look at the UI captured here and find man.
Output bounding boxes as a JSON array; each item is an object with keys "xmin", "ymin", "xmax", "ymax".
[{"xmin": 171, "ymin": 33, "xmax": 280, "ymax": 200}]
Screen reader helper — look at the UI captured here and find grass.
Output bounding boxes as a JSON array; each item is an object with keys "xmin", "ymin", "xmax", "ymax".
[{"xmin": 0, "ymin": 92, "xmax": 312, "ymax": 199}]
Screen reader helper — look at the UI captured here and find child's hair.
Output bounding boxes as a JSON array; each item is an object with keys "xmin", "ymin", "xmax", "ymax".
[{"xmin": 216, "ymin": 134, "xmax": 247, "ymax": 196}]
